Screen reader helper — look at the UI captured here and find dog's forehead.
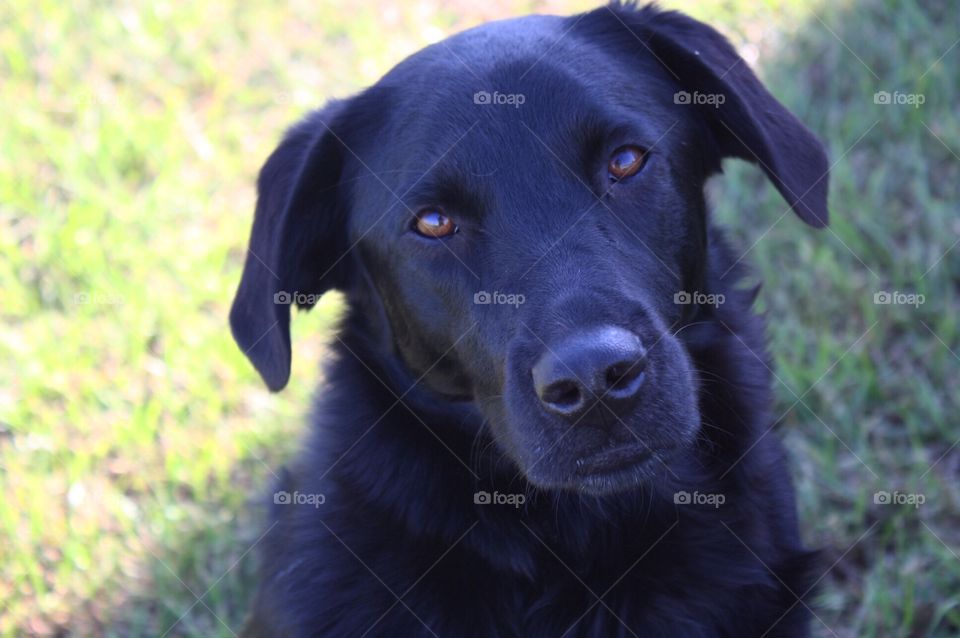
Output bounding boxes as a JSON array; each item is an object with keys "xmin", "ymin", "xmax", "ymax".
[
  {"xmin": 359, "ymin": 15, "xmax": 679, "ymax": 178},
  {"xmin": 378, "ymin": 13, "xmax": 636, "ymax": 109},
  {"xmin": 401, "ymin": 14, "xmax": 570, "ymax": 72}
]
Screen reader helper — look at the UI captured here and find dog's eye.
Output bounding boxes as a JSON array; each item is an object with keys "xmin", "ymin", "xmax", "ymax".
[
  {"xmin": 413, "ymin": 208, "xmax": 458, "ymax": 238},
  {"xmin": 608, "ymin": 145, "xmax": 647, "ymax": 181}
]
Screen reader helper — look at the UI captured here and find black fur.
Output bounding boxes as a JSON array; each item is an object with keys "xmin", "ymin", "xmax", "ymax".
[{"xmin": 231, "ymin": 3, "xmax": 829, "ymax": 636}]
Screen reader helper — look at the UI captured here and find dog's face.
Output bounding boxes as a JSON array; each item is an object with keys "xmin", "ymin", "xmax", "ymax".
[{"xmin": 230, "ymin": 5, "xmax": 828, "ymax": 495}]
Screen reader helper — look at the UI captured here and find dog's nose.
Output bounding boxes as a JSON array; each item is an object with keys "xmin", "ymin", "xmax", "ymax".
[{"xmin": 531, "ymin": 326, "xmax": 647, "ymax": 421}]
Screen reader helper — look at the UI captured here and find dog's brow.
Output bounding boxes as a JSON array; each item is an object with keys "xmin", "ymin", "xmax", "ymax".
[{"xmin": 400, "ymin": 170, "xmax": 487, "ymax": 219}]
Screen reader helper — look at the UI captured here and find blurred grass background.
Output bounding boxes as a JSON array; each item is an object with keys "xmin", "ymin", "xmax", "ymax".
[{"xmin": 0, "ymin": 0, "xmax": 957, "ymax": 635}]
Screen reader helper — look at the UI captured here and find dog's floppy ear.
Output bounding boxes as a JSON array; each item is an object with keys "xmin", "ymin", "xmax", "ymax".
[
  {"xmin": 230, "ymin": 102, "xmax": 351, "ymax": 391},
  {"xmin": 594, "ymin": 4, "xmax": 829, "ymax": 227}
]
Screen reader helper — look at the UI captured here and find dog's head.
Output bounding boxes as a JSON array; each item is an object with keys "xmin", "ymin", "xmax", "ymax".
[{"xmin": 230, "ymin": 4, "xmax": 828, "ymax": 495}]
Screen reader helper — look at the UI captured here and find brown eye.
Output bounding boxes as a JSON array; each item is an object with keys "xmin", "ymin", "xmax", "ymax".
[
  {"xmin": 413, "ymin": 208, "xmax": 458, "ymax": 238},
  {"xmin": 608, "ymin": 145, "xmax": 647, "ymax": 181}
]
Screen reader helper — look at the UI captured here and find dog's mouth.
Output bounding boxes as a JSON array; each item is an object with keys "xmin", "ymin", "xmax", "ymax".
[
  {"xmin": 559, "ymin": 441, "xmax": 682, "ymax": 495},
  {"xmin": 574, "ymin": 442, "xmax": 655, "ymax": 477}
]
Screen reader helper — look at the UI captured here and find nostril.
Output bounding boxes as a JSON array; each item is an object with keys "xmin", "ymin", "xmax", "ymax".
[
  {"xmin": 605, "ymin": 363, "xmax": 638, "ymax": 391},
  {"xmin": 541, "ymin": 379, "xmax": 582, "ymax": 409},
  {"xmin": 604, "ymin": 356, "xmax": 647, "ymax": 397}
]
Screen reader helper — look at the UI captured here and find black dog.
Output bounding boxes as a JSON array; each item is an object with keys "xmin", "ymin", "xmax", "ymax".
[{"xmin": 230, "ymin": 3, "xmax": 829, "ymax": 636}]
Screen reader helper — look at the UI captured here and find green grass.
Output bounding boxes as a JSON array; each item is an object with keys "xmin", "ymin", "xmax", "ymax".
[{"xmin": 1, "ymin": 0, "xmax": 957, "ymax": 635}]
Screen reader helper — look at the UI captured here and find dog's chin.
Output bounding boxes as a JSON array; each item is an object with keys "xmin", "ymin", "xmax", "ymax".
[
  {"xmin": 519, "ymin": 442, "xmax": 676, "ymax": 496},
  {"xmin": 500, "ymin": 405, "xmax": 701, "ymax": 496}
]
